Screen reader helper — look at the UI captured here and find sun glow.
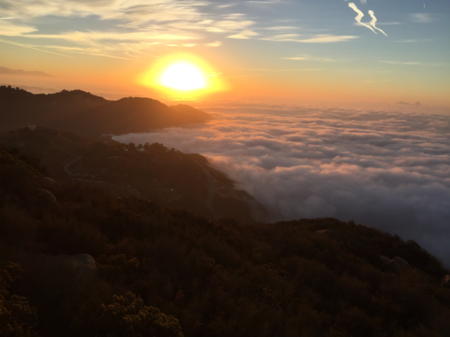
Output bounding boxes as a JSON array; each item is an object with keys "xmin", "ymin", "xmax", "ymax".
[
  {"xmin": 138, "ymin": 54, "xmax": 228, "ymax": 100},
  {"xmin": 161, "ymin": 63, "xmax": 205, "ymax": 90}
]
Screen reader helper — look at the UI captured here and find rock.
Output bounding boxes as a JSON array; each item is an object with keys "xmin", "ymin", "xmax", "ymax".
[
  {"xmin": 381, "ymin": 256, "xmax": 410, "ymax": 270},
  {"xmin": 380, "ymin": 256, "xmax": 391, "ymax": 264},
  {"xmin": 316, "ymin": 230, "xmax": 330, "ymax": 234},
  {"xmin": 406, "ymin": 240, "xmax": 421, "ymax": 251},
  {"xmin": 43, "ymin": 177, "xmax": 59, "ymax": 188},
  {"xmin": 385, "ymin": 259, "xmax": 402, "ymax": 270},
  {"xmin": 70, "ymin": 254, "xmax": 96, "ymax": 271},
  {"xmin": 37, "ymin": 188, "xmax": 57, "ymax": 205},
  {"xmin": 393, "ymin": 256, "xmax": 410, "ymax": 267},
  {"xmin": 441, "ymin": 275, "xmax": 450, "ymax": 288},
  {"xmin": 70, "ymin": 254, "xmax": 97, "ymax": 282}
]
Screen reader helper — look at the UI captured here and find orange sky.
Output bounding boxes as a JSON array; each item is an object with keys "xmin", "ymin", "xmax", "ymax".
[{"xmin": 1, "ymin": 1, "xmax": 449, "ymax": 107}]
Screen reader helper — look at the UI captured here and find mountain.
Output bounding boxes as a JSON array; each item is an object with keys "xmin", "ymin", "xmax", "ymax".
[
  {"xmin": 0, "ymin": 66, "xmax": 53, "ymax": 77},
  {"xmin": 0, "ymin": 126, "xmax": 265, "ymax": 223},
  {"xmin": 395, "ymin": 101, "xmax": 422, "ymax": 106},
  {"xmin": 1, "ymin": 145, "xmax": 449, "ymax": 337},
  {"xmin": 0, "ymin": 85, "xmax": 211, "ymax": 136},
  {"xmin": 60, "ymin": 97, "xmax": 211, "ymax": 136}
]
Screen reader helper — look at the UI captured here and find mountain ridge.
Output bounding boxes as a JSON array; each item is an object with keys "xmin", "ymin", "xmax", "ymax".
[{"xmin": 0, "ymin": 85, "xmax": 211, "ymax": 136}]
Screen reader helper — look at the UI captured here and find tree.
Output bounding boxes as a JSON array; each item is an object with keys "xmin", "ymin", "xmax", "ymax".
[{"xmin": 96, "ymin": 292, "xmax": 184, "ymax": 337}]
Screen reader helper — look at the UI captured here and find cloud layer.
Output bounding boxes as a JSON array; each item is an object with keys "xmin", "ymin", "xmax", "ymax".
[{"xmin": 115, "ymin": 104, "xmax": 450, "ymax": 265}]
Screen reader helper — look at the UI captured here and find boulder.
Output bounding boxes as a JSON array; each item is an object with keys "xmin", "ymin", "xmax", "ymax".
[
  {"xmin": 43, "ymin": 177, "xmax": 59, "ymax": 188},
  {"xmin": 406, "ymin": 240, "xmax": 421, "ymax": 251},
  {"xmin": 385, "ymin": 259, "xmax": 402, "ymax": 270},
  {"xmin": 37, "ymin": 188, "xmax": 57, "ymax": 205},
  {"xmin": 393, "ymin": 256, "xmax": 410, "ymax": 267},
  {"xmin": 381, "ymin": 256, "xmax": 410, "ymax": 270},
  {"xmin": 69, "ymin": 254, "xmax": 97, "ymax": 282},
  {"xmin": 316, "ymin": 230, "xmax": 330, "ymax": 234},
  {"xmin": 380, "ymin": 256, "xmax": 391, "ymax": 264},
  {"xmin": 441, "ymin": 275, "xmax": 450, "ymax": 288}
]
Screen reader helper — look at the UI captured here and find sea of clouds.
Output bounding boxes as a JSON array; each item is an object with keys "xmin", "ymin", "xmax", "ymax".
[{"xmin": 115, "ymin": 104, "xmax": 450, "ymax": 265}]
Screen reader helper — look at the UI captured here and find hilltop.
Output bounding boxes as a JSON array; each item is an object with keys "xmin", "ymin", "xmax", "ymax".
[
  {"xmin": 0, "ymin": 126, "xmax": 265, "ymax": 223},
  {"xmin": 1, "ymin": 139, "xmax": 450, "ymax": 337},
  {"xmin": 0, "ymin": 85, "xmax": 211, "ymax": 136}
]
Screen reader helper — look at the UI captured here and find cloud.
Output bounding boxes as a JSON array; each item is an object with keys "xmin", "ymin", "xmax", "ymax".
[
  {"xmin": 265, "ymin": 26, "xmax": 298, "ymax": 31},
  {"xmin": 348, "ymin": 3, "xmax": 388, "ymax": 37},
  {"xmin": 368, "ymin": 10, "xmax": 388, "ymax": 36},
  {"xmin": 377, "ymin": 22, "xmax": 401, "ymax": 26},
  {"xmin": 0, "ymin": 0, "xmax": 256, "ymax": 58},
  {"xmin": 228, "ymin": 30, "xmax": 259, "ymax": 39},
  {"xmin": 261, "ymin": 34, "xmax": 300, "ymax": 42},
  {"xmin": 205, "ymin": 41, "xmax": 222, "ymax": 47},
  {"xmin": 282, "ymin": 57, "xmax": 307, "ymax": 60},
  {"xmin": 0, "ymin": 38, "xmax": 74, "ymax": 58},
  {"xmin": 348, "ymin": 3, "xmax": 377, "ymax": 34},
  {"xmin": 0, "ymin": 20, "xmax": 36, "ymax": 36},
  {"xmin": 114, "ymin": 104, "xmax": 450, "ymax": 266},
  {"xmin": 380, "ymin": 60, "xmax": 448, "ymax": 67},
  {"xmin": 410, "ymin": 13, "xmax": 434, "ymax": 23},
  {"xmin": 282, "ymin": 55, "xmax": 338, "ymax": 62},
  {"xmin": 297, "ymin": 34, "xmax": 358, "ymax": 43}
]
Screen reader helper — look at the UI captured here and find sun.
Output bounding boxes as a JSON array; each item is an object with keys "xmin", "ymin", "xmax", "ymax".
[{"xmin": 161, "ymin": 63, "xmax": 205, "ymax": 91}]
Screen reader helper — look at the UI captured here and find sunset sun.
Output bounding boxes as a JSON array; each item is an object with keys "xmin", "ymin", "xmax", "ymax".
[{"xmin": 161, "ymin": 63, "xmax": 205, "ymax": 91}]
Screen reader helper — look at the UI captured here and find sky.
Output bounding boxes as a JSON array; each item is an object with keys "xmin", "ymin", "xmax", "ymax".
[{"xmin": 0, "ymin": 0, "xmax": 449, "ymax": 105}]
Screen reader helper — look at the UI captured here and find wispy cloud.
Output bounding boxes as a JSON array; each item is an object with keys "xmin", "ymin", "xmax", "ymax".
[
  {"xmin": 261, "ymin": 34, "xmax": 300, "ymax": 42},
  {"xmin": 282, "ymin": 55, "xmax": 338, "ymax": 62},
  {"xmin": 380, "ymin": 60, "xmax": 448, "ymax": 67},
  {"xmin": 377, "ymin": 22, "xmax": 401, "ymax": 26},
  {"xmin": 0, "ymin": 0, "xmax": 258, "ymax": 58},
  {"xmin": 228, "ymin": 30, "xmax": 259, "ymax": 39},
  {"xmin": 282, "ymin": 57, "xmax": 307, "ymax": 61},
  {"xmin": 265, "ymin": 26, "xmax": 298, "ymax": 31},
  {"xmin": 368, "ymin": 10, "xmax": 388, "ymax": 36},
  {"xmin": 0, "ymin": 20, "xmax": 36, "ymax": 36},
  {"xmin": 298, "ymin": 34, "xmax": 358, "ymax": 43},
  {"xmin": 205, "ymin": 41, "xmax": 222, "ymax": 47},
  {"xmin": 0, "ymin": 38, "xmax": 74, "ymax": 58},
  {"xmin": 410, "ymin": 13, "xmax": 434, "ymax": 23},
  {"xmin": 348, "ymin": 2, "xmax": 388, "ymax": 37}
]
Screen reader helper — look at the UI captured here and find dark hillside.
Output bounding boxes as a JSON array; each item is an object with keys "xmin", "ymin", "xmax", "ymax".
[
  {"xmin": 61, "ymin": 97, "xmax": 211, "ymax": 136},
  {"xmin": 0, "ymin": 86, "xmax": 211, "ymax": 136},
  {"xmin": 0, "ymin": 127, "xmax": 262, "ymax": 223},
  {"xmin": 1, "ymin": 146, "xmax": 449, "ymax": 337},
  {"xmin": 0, "ymin": 86, "xmax": 107, "ymax": 131}
]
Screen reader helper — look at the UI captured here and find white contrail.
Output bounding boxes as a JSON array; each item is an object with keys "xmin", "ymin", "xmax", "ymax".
[
  {"xmin": 348, "ymin": 3, "xmax": 377, "ymax": 34},
  {"xmin": 368, "ymin": 10, "xmax": 388, "ymax": 36}
]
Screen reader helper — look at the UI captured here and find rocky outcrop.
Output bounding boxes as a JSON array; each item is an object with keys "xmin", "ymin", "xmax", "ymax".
[
  {"xmin": 70, "ymin": 254, "xmax": 96, "ymax": 272},
  {"xmin": 381, "ymin": 256, "xmax": 410, "ymax": 270},
  {"xmin": 316, "ymin": 230, "xmax": 331, "ymax": 234},
  {"xmin": 37, "ymin": 188, "xmax": 57, "ymax": 205},
  {"xmin": 69, "ymin": 254, "xmax": 97, "ymax": 283},
  {"xmin": 441, "ymin": 275, "xmax": 450, "ymax": 288},
  {"xmin": 406, "ymin": 240, "xmax": 421, "ymax": 251},
  {"xmin": 393, "ymin": 256, "xmax": 410, "ymax": 267},
  {"xmin": 43, "ymin": 177, "xmax": 59, "ymax": 188}
]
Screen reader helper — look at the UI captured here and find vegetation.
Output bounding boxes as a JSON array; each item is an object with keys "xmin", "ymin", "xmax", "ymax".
[
  {"xmin": 1, "ymin": 145, "xmax": 450, "ymax": 336},
  {"xmin": 0, "ymin": 86, "xmax": 211, "ymax": 136},
  {"xmin": 0, "ymin": 127, "xmax": 260, "ymax": 223}
]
